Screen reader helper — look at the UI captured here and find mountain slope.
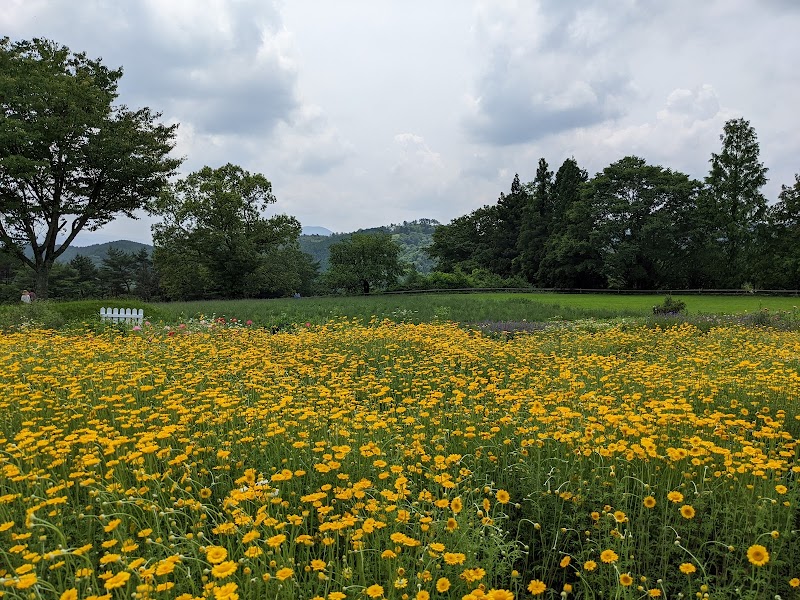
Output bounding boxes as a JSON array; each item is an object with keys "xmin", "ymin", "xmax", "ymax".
[
  {"xmin": 24, "ymin": 240, "xmax": 153, "ymax": 265},
  {"xmin": 299, "ymin": 219, "xmax": 439, "ymax": 273},
  {"xmin": 36, "ymin": 220, "xmax": 439, "ymax": 273}
]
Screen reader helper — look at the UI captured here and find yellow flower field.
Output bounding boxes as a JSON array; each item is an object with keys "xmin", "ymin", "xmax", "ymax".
[{"xmin": 1, "ymin": 320, "xmax": 799, "ymax": 599}]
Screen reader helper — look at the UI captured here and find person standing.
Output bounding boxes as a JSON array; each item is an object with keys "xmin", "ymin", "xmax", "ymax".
[{"xmin": 21, "ymin": 290, "xmax": 31, "ymax": 303}]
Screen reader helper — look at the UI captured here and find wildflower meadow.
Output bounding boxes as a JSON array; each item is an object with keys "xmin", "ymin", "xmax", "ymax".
[{"xmin": 1, "ymin": 318, "xmax": 799, "ymax": 599}]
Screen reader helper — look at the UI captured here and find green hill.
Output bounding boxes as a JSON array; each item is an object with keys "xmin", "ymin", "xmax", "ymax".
[
  {"xmin": 31, "ymin": 220, "xmax": 438, "ymax": 273},
  {"xmin": 299, "ymin": 219, "xmax": 439, "ymax": 273},
  {"xmin": 50, "ymin": 240, "xmax": 153, "ymax": 265}
]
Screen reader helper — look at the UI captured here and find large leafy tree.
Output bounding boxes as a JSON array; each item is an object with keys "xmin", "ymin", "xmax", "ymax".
[
  {"xmin": 325, "ymin": 233, "xmax": 403, "ymax": 295},
  {"xmin": 703, "ymin": 117, "xmax": 768, "ymax": 287},
  {"xmin": 757, "ymin": 174, "xmax": 800, "ymax": 289},
  {"xmin": 151, "ymin": 164, "xmax": 314, "ymax": 300},
  {"xmin": 427, "ymin": 210, "xmax": 485, "ymax": 274},
  {"xmin": 585, "ymin": 156, "xmax": 702, "ymax": 289},
  {"xmin": 428, "ymin": 176, "xmax": 528, "ymax": 279},
  {"xmin": 0, "ymin": 37, "xmax": 180, "ymax": 298}
]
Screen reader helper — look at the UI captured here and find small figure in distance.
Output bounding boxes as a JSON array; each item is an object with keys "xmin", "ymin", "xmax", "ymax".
[
  {"xmin": 28, "ymin": 289, "xmax": 36, "ymax": 302},
  {"xmin": 21, "ymin": 289, "xmax": 31, "ymax": 303}
]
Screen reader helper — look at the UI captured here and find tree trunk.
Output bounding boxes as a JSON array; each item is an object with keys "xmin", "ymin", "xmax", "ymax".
[{"xmin": 35, "ymin": 263, "xmax": 51, "ymax": 300}]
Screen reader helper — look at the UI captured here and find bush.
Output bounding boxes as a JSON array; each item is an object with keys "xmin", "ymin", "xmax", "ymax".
[
  {"xmin": 0, "ymin": 301, "xmax": 66, "ymax": 331},
  {"xmin": 652, "ymin": 295, "xmax": 687, "ymax": 316}
]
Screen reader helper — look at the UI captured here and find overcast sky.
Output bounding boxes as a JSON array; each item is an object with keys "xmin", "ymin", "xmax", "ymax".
[{"xmin": 4, "ymin": 0, "xmax": 800, "ymax": 245}]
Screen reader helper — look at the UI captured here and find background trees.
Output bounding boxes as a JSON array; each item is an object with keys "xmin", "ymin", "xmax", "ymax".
[
  {"xmin": 584, "ymin": 157, "xmax": 701, "ymax": 289},
  {"xmin": 0, "ymin": 37, "xmax": 180, "ymax": 298},
  {"xmin": 515, "ymin": 158, "xmax": 553, "ymax": 282},
  {"xmin": 425, "ymin": 117, "xmax": 798, "ymax": 292},
  {"xmin": 325, "ymin": 233, "xmax": 403, "ymax": 294},
  {"xmin": 151, "ymin": 164, "xmax": 317, "ymax": 300},
  {"xmin": 702, "ymin": 118, "xmax": 768, "ymax": 287},
  {"xmin": 536, "ymin": 158, "xmax": 598, "ymax": 288},
  {"xmin": 758, "ymin": 175, "xmax": 800, "ymax": 289}
]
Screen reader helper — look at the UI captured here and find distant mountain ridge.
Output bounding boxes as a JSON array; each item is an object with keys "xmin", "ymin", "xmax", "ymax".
[
  {"xmin": 298, "ymin": 219, "xmax": 440, "ymax": 273},
  {"xmin": 301, "ymin": 226, "xmax": 333, "ymax": 236},
  {"xmin": 27, "ymin": 240, "xmax": 152, "ymax": 265},
  {"xmin": 43, "ymin": 220, "xmax": 440, "ymax": 273}
]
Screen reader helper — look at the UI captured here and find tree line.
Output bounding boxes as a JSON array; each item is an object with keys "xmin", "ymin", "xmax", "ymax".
[
  {"xmin": 429, "ymin": 119, "xmax": 800, "ymax": 290},
  {"xmin": 2, "ymin": 37, "xmax": 799, "ymax": 301},
  {"xmin": 0, "ymin": 37, "xmax": 412, "ymax": 301}
]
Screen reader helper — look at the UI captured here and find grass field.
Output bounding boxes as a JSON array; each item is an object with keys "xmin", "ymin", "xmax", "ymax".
[
  {"xmin": 1, "ymin": 318, "xmax": 799, "ymax": 598},
  {"xmin": 151, "ymin": 292, "xmax": 800, "ymax": 328}
]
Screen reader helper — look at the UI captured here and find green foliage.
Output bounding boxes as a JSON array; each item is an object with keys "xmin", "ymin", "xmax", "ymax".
[
  {"xmin": 427, "ymin": 211, "xmax": 484, "ymax": 273},
  {"xmin": 424, "ymin": 119, "xmax": 800, "ymax": 293},
  {"xmin": 0, "ymin": 37, "xmax": 180, "ymax": 298},
  {"xmin": 324, "ymin": 233, "xmax": 404, "ymax": 294},
  {"xmin": 652, "ymin": 295, "xmax": 688, "ymax": 315},
  {"xmin": 757, "ymin": 174, "xmax": 800, "ymax": 289},
  {"xmin": 151, "ymin": 164, "xmax": 317, "ymax": 300},
  {"xmin": 702, "ymin": 117, "xmax": 769, "ymax": 287},
  {"xmin": 299, "ymin": 219, "xmax": 439, "ymax": 273},
  {"xmin": 0, "ymin": 301, "xmax": 65, "ymax": 331},
  {"xmin": 51, "ymin": 240, "xmax": 153, "ymax": 266},
  {"xmin": 397, "ymin": 268, "xmax": 529, "ymax": 291},
  {"xmin": 536, "ymin": 158, "xmax": 600, "ymax": 287},
  {"xmin": 51, "ymin": 299, "xmax": 168, "ymax": 323},
  {"xmin": 586, "ymin": 156, "xmax": 702, "ymax": 289},
  {"xmin": 515, "ymin": 158, "xmax": 553, "ymax": 282},
  {"xmin": 98, "ymin": 247, "xmax": 137, "ymax": 296},
  {"xmin": 430, "ymin": 176, "xmax": 529, "ymax": 280},
  {"xmin": 68, "ymin": 254, "xmax": 101, "ymax": 298}
]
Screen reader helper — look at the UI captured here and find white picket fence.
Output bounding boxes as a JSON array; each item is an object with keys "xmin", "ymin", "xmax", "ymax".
[{"xmin": 99, "ymin": 307, "xmax": 144, "ymax": 325}]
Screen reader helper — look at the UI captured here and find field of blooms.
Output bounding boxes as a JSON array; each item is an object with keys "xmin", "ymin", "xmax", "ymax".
[{"xmin": 1, "ymin": 319, "xmax": 800, "ymax": 600}]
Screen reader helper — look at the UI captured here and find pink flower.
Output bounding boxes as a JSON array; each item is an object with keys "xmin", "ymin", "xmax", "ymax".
[
  {"xmin": 179, "ymin": 323, "xmax": 187, "ymax": 329},
  {"xmin": 132, "ymin": 325, "xmax": 142, "ymax": 331},
  {"xmin": 246, "ymin": 320, "xmax": 253, "ymax": 326}
]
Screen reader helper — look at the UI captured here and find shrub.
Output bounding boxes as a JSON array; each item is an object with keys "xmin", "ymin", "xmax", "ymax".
[
  {"xmin": 0, "ymin": 301, "xmax": 66, "ymax": 331},
  {"xmin": 652, "ymin": 295, "xmax": 687, "ymax": 316}
]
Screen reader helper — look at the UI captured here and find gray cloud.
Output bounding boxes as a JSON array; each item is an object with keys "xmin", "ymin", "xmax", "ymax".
[
  {"xmin": 3, "ymin": 0, "xmax": 800, "ymax": 243},
  {"xmin": 5, "ymin": 0, "xmax": 299, "ymax": 137},
  {"xmin": 463, "ymin": 1, "xmax": 658, "ymax": 145}
]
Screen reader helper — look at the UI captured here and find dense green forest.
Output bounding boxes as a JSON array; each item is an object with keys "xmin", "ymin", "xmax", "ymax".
[{"xmin": 430, "ymin": 118, "xmax": 800, "ymax": 291}]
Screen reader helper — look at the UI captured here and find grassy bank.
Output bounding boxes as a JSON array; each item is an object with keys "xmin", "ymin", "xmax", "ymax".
[{"xmin": 152, "ymin": 292, "xmax": 800, "ymax": 327}]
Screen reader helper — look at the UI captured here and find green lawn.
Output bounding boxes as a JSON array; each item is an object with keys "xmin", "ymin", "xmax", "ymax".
[
  {"xmin": 151, "ymin": 291, "xmax": 800, "ymax": 327},
  {"xmin": 6, "ymin": 292, "xmax": 796, "ymax": 332}
]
